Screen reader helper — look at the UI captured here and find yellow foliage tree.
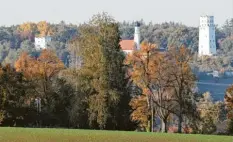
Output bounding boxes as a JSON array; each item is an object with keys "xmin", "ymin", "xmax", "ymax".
[
  {"xmin": 17, "ymin": 22, "xmax": 37, "ymax": 39},
  {"xmin": 130, "ymin": 93, "xmax": 150, "ymax": 131},
  {"xmin": 37, "ymin": 21, "xmax": 53, "ymax": 37}
]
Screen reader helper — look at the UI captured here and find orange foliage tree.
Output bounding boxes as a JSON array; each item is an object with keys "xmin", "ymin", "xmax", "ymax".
[
  {"xmin": 165, "ymin": 46, "xmax": 196, "ymax": 133},
  {"xmin": 126, "ymin": 41, "xmax": 174, "ymax": 132},
  {"xmin": 127, "ymin": 44, "xmax": 196, "ymax": 133},
  {"xmin": 125, "ymin": 41, "xmax": 156, "ymax": 131},
  {"xmin": 15, "ymin": 49, "xmax": 64, "ymax": 99},
  {"xmin": 129, "ymin": 93, "xmax": 150, "ymax": 131}
]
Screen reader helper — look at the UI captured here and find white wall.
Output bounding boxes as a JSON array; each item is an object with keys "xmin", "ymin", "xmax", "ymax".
[
  {"xmin": 35, "ymin": 36, "xmax": 51, "ymax": 50},
  {"xmin": 123, "ymin": 50, "xmax": 133, "ymax": 54}
]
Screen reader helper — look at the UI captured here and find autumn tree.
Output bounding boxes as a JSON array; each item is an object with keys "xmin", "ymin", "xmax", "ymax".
[
  {"xmin": 130, "ymin": 93, "xmax": 150, "ymax": 131},
  {"xmin": 149, "ymin": 52, "xmax": 176, "ymax": 133},
  {"xmin": 15, "ymin": 52, "xmax": 35, "ymax": 79},
  {"xmin": 127, "ymin": 44, "xmax": 197, "ymax": 133},
  {"xmin": 127, "ymin": 41, "xmax": 175, "ymax": 132},
  {"xmin": 15, "ymin": 50, "xmax": 66, "ymax": 126},
  {"xmin": 165, "ymin": 46, "xmax": 196, "ymax": 133},
  {"xmin": 126, "ymin": 41, "xmax": 156, "ymax": 131},
  {"xmin": 16, "ymin": 49, "xmax": 64, "ymax": 96}
]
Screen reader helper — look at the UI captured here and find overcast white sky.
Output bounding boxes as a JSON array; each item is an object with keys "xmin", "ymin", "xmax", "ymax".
[{"xmin": 0, "ymin": 0, "xmax": 232, "ymax": 27}]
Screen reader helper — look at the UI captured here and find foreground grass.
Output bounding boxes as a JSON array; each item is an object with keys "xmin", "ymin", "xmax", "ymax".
[{"xmin": 0, "ymin": 127, "xmax": 232, "ymax": 142}]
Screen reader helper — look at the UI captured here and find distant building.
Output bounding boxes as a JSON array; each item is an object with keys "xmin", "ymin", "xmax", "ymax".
[
  {"xmin": 35, "ymin": 36, "xmax": 51, "ymax": 50},
  {"xmin": 213, "ymin": 70, "xmax": 219, "ymax": 78},
  {"xmin": 120, "ymin": 22, "xmax": 141, "ymax": 53},
  {"xmin": 198, "ymin": 15, "xmax": 217, "ymax": 56}
]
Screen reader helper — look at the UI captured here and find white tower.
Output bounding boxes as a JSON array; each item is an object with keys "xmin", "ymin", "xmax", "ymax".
[
  {"xmin": 134, "ymin": 22, "xmax": 140, "ymax": 50},
  {"xmin": 198, "ymin": 15, "xmax": 216, "ymax": 56}
]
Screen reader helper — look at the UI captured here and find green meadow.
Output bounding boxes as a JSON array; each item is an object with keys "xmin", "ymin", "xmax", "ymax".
[{"xmin": 0, "ymin": 127, "xmax": 232, "ymax": 142}]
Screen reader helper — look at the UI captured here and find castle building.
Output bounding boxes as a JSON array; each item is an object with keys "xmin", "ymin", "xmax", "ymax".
[
  {"xmin": 120, "ymin": 22, "xmax": 141, "ymax": 53},
  {"xmin": 35, "ymin": 36, "xmax": 51, "ymax": 50},
  {"xmin": 198, "ymin": 15, "xmax": 216, "ymax": 56}
]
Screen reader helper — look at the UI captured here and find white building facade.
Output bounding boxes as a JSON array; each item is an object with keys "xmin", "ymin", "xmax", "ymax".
[
  {"xmin": 35, "ymin": 36, "xmax": 51, "ymax": 50},
  {"xmin": 198, "ymin": 15, "xmax": 216, "ymax": 56}
]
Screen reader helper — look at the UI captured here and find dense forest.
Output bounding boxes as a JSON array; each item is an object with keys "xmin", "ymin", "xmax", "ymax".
[
  {"xmin": 0, "ymin": 18, "xmax": 232, "ymax": 69},
  {"xmin": 0, "ymin": 13, "xmax": 233, "ymax": 134}
]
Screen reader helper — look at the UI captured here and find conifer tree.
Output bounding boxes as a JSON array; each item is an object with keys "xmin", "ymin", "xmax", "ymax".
[{"xmin": 76, "ymin": 12, "xmax": 130, "ymax": 129}]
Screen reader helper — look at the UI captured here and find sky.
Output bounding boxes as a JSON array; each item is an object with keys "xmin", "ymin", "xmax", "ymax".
[{"xmin": 1, "ymin": 0, "xmax": 232, "ymax": 27}]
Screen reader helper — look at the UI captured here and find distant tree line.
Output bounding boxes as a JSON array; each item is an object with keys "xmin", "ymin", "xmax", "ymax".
[{"xmin": 0, "ymin": 17, "xmax": 232, "ymax": 70}]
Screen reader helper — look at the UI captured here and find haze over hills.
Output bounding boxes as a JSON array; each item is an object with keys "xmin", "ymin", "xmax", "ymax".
[{"xmin": 0, "ymin": 0, "xmax": 232, "ymax": 26}]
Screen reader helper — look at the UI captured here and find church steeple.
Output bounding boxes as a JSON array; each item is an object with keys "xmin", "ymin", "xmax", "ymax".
[{"xmin": 134, "ymin": 21, "xmax": 140, "ymax": 50}]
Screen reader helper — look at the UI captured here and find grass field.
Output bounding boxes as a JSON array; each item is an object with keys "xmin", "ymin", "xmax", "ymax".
[{"xmin": 0, "ymin": 127, "xmax": 232, "ymax": 142}]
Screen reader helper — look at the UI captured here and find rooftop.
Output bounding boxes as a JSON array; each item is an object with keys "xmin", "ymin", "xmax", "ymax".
[{"xmin": 120, "ymin": 40, "xmax": 134, "ymax": 51}]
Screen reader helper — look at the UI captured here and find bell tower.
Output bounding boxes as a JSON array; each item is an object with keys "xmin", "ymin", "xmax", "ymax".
[
  {"xmin": 134, "ymin": 22, "xmax": 141, "ymax": 50},
  {"xmin": 198, "ymin": 15, "xmax": 216, "ymax": 56}
]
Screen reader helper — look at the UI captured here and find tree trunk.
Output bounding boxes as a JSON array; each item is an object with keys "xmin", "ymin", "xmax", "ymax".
[
  {"xmin": 146, "ymin": 120, "xmax": 151, "ymax": 132},
  {"xmin": 161, "ymin": 119, "xmax": 168, "ymax": 133},
  {"xmin": 178, "ymin": 116, "xmax": 182, "ymax": 133},
  {"xmin": 151, "ymin": 101, "xmax": 154, "ymax": 132}
]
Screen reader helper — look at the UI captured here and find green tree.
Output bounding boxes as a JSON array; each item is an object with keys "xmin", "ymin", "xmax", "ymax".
[
  {"xmin": 197, "ymin": 92, "xmax": 225, "ymax": 134},
  {"xmin": 0, "ymin": 64, "xmax": 34, "ymax": 126},
  {"xmin": 74, "ymin": 12, "xmax": 130, "ymax": 129},
  {"xmin": 225, "ymin": 85, "xmax": 233, "ymax": 134}
]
